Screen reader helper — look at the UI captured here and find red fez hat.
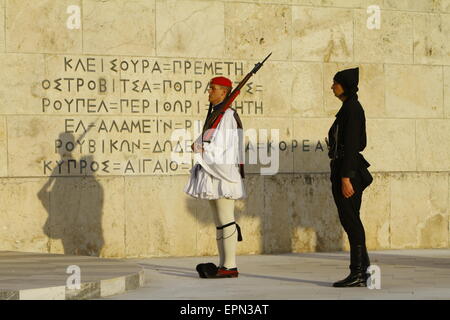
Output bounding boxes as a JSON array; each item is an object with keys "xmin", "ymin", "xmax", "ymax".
[{"xmin": 210, "ymin": 76, "xmax": 232, "ymax": 88}]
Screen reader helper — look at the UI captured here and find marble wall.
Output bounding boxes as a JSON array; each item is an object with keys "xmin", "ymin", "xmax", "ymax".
[{"xmin": 0, "ymin": 0, "xmax": 448, "ymax": 258}]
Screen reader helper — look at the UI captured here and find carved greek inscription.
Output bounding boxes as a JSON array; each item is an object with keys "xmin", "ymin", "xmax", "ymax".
[{"xmin": 40, "ymin": 56, "xmax": 265, "ymax": 176}]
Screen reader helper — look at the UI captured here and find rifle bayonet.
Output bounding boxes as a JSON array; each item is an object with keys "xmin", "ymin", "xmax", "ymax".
[{"xmin": 251, "ymin": 52, "xmax": 272, "ymax": 74}]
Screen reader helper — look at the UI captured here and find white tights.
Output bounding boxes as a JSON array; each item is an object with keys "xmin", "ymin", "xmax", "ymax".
[{"xmin": 210, "ymin": 198, "xmax": 238, "ymax": 269}]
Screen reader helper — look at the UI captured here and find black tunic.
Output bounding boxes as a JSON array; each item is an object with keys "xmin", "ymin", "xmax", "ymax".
[{"xmin": 328, "ymin": 95, "xmax": 369, "ymax": 180}]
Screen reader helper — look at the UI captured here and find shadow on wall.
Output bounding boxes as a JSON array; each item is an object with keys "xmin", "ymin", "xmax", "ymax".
[
  {"xmin": 184, "ymin": 139, "xmax": 345, "ymax": 256},
  {"xmin": 37, "ymin": 132, "xmax": 105, "ymax": 257}
]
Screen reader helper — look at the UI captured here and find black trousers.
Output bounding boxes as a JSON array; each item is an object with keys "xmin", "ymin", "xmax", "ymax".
[{"xmin": 331, "ymin": 170, "xmax": 367, "ymax": 248}]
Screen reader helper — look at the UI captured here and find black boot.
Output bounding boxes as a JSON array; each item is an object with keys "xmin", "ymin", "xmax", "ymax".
[{"xmin": 333, "ymin": 245, "xmax": 367, "ymax": 288}]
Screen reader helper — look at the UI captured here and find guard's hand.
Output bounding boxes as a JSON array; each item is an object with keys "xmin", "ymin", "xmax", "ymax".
[
  {"xmin": 341, "ymin": 177, "xmax": 354, "ymax": 198},
  {"xmin": 192, "ymin": 142, "xmax": 204, "ymax": 153}
]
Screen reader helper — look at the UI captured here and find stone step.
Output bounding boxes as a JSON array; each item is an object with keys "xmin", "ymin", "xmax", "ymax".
[{"xmin": 0, "ymin": 251, "xmax": 144, "ymax": 300}]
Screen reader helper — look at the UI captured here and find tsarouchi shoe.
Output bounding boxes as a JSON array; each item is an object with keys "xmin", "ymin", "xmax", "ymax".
[
  {"xmin": 196, "ymin": 263, "xmax": 218, "ymax": 278},
  {"xmin": 206, "ymin": 267, "xmax": 239, "ymax": 279}
]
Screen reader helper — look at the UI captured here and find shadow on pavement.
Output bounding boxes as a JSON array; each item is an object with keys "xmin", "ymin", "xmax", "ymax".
[{"xmin": 138, "ymin": 263, "xmax": 332, "ymax": 287}]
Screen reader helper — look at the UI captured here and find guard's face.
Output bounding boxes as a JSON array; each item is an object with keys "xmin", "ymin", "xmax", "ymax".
[
  {"xmin": 208, "ymin": 84, "xmax": 228, "ymax": 105},
  {"xmin": 331, "ymin": 81, "xmax": 345, "ymax": 98}
]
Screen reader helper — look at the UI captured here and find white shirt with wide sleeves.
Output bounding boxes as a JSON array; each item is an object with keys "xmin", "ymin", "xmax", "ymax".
[{"xmin": 184, "ymin": 108, "xmax": 246, "ymax": 200}]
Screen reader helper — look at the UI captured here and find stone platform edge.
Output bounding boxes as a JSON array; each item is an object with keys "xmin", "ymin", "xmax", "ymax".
[{"xmin": 0, "ymin": 270, "xmax": 145, "ymax": 300}]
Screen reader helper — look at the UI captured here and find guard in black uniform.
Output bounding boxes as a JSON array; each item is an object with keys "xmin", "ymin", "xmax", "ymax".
[{"xmin": 327, "ymin": 67, "xmax": 373, "ymax": 287}]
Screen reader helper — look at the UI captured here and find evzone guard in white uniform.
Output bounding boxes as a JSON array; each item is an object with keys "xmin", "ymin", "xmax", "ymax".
[{"xmin": 184, "ymin": 76, "xmax": 245, "ymax": 278}]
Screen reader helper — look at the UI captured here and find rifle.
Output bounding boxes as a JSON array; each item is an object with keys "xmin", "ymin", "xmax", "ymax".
[{"xmin": 201, "ymin": 52, "xmax": 272, "ymax": 140}]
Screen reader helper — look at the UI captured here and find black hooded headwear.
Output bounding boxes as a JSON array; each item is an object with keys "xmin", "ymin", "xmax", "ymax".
[{"xmin": 333, "ymin": 67, "xmax": 359, "ymax": 97}]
